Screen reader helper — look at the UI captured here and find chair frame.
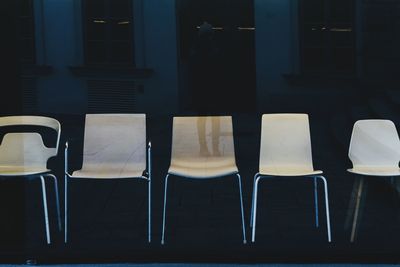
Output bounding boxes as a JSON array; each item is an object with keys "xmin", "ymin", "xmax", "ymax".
[
  {"xmin": 344, "ymin": 119, "xmax": 400, "ymax": 242},
  {"xmin": 250, "ymin": 173, "xmax": 331, "ymax": 243},
  {"xmin": 161, "ymin": 172, "xmax": 247, "ymax": 245},
  {"xmin": 160, "ymin": 116, "xmax": 246, "ymax": 245},
  {"xmin": 64, "ymin": 140, "xmax": 152, "ymax": 243},
  {"xmin": 0, "ymin": 116, "xmax": 62, "ymax": 244},
  {"xmin": 249, "ymin": 114, "xmax": 332, "ymax": 243}
]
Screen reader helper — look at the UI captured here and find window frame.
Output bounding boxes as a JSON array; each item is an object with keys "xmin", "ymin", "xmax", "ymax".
[
  {"xmin": 81, "ymin": 0, "xmax": 135, "ymax": 67},
  {"xmin": 298, "ymin": 0, "xmax": 356, "ymax": 76},
  {"xmin": 17, "ymin": 0, "xmax": 36, "ymax": 65}
]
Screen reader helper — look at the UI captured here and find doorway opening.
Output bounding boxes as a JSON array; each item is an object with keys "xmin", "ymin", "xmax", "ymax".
[{"xmin": 177, "ymin": 0, "xmax": 256, "ymax": 114}]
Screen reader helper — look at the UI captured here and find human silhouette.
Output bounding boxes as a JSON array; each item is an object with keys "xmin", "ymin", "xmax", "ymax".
[{"xmin": 197, "ymin": 117, "xmax": 221, "ymax": 157}]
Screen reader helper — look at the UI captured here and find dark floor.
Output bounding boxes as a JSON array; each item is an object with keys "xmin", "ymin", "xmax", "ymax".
[
  {"xmin": 1, "ymin": 90, "xmax": 400, "ymax": 264},
  {"xmin": 1, "ymin": 265, "xmax": 400, "ymax": 267}
]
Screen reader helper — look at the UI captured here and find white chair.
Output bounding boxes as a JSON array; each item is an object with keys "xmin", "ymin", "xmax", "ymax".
[
  {"xmin": 346, "ymin": 119, "xmax": 400, "ymax": 242},
  {"xmin": 0, "ymin": 116, "xmax": 62, "ymax": 244},
  {"xmin": 161, "ymin": 116, "xmax": 246, "ymax": 244},
  {"xmin": 250, "ymin": 114, "xmax": 331, "ymax": 242},
  {"xmin": 64, "ymin": 114, "xmax": 151, "ymax": 243}
]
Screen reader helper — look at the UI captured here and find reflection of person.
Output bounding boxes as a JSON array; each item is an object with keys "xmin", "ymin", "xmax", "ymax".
[
  {"xmin": 197, "ymin": 117, "xmax": 221, "ymax": 157},
  {"xmin": 188, "ymin": 21, "xmax": 221, "ymax": 114}
]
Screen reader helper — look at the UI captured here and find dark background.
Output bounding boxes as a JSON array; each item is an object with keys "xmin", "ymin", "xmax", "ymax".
[{"xmin": 1, "ymin": 0, "xmax": 400, "ymax": 264}]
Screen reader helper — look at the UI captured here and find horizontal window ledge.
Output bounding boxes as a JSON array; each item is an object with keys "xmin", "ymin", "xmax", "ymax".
[
  {"xmin": 21, "ymin": 65, "xmax": 53, "ymax": 77},
  {"xmin": 283, "ymin": 73, "xmax": 358, "ymax": 87},
  {"xmin": 69, "ymin": 66, "xmax": 154, "ymax": 79}
]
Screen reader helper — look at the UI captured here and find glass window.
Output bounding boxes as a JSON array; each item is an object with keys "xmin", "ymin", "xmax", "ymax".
[
  {"xmin": 17, "ymin": 0, "xmax": 36, "ymax": 64},
  {"xmin": 83, "ymin": 0, "xmax": 134, "ymax": 66},
  {"xmin": 300, "ymin": 0, "xmax": 355, "ymax": 74}
]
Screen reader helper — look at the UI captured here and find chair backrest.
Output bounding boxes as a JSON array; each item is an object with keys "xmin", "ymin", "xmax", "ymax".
[
  {"xmin": 171, "ymin": 116, "xmax": 236, "ymax": 167},
  {"xmin": 81, "ymin": 114, "xmax": 146, "ymax": 173},
  {"xmin": 348, "ymin": 119, "xmax": 400, "ymax": 168},
  {"xmin": 259, "ymin": 114, "xmax": 314, "ymax": 172},
  {"xmin": 0, "ymin": 116, "xmax": 61, "ymax": 169}
]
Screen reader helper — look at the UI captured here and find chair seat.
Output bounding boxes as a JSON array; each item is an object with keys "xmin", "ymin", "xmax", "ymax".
[
  {"xmin": 0, "ymin": 166, "xmax": 51, "ymax": 176},
  {"xmin": 169, "ymin": 159, "xmax": 238, "ymax": 178},
  {"xmin": 70, "ymin": 169, "xmax": 145, "ymax": 179},
  {"xmin": 347, "ymin": 167, "xmax": 400, "ymax": 176},
  {"xmin": 259, "ymin": 166, "xmax": 323, "ymax": 177}
]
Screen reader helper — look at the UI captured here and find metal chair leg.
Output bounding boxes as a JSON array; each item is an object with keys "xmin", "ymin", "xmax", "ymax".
[
  {"xmin": 40, "ymin": 176, "xmax": 51, "ymax": 244},
  {"xmin": 250, "ymin": 173, "xmax": 259, "ymax": 228},
  {"xmin": 45, "ymin": 174, "xmax": 62, "ymax": 231},
  {"xmin": 64, "ymin": 174, "xmax": 68, "ymax": 243},
  {"xmin": 251, "ymin": 176, "xmax": 262, "ymax": 242},
  {"xmin": 147, "ymin": 142, "xmax": 152, "ymax": 243},
  {"xmin": 351, "ymin": 177, "xmax": 367, "ymax": 242},
  {"xmin": 236, "ymin": 173, "xmax": 247, "ymax": 244},
  {"xmin": 148, "ymin": 177, "xmax": 151, "ymax": 243},
  {"xmin": 313, "ymin": 177, "xmax": 319, "ymax": 228},
  {"xmin": 345, "ymin": 177, "xmax": 361, "ymax": 230},
  {"xmin": 161, "ymin": 174, "xmax": 170, "ymax": 245},
  {"xmin": 317, "ymin": 175, "xmax": 332, "ymax": 242}
]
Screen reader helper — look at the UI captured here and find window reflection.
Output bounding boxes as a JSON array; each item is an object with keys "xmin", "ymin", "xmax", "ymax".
[
  {"xmin": 83, "ymin": 0, "xmax": 134, "ymax": 65},
  {"xmin": 197, "ymin": 117, "xmax": 221, "ymax": 157}
]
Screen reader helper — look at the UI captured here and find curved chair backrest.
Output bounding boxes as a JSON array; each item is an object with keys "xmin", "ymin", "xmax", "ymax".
[
  {"xmin": 0, "ymin": 116, "xmax": 61, "ymax": 169},
  {"xmin": 81, "ymin": 114, "xmax": 146, "ymax": 173},
  {"xmin": 348, "ymin": 120, "xmax": 400, "ymax": 168},
  {"xmin": 171, "ymin": 116, "xmax": 236, "ymax": 167},
  {"xmin": 0, "ymin": 115, "xmax": 61, "ymax": 151},
  {"xmin": 260, "ymin": 114, "xmax": 314, "ymax": 172}
]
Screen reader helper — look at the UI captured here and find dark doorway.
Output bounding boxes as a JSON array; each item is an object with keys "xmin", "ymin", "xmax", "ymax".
[
  {"xmin": 0, "ymin": 0, "xmax": 24, "ymax": 254},
  {"xmin": 177, "ymin": 0, "xmax": 256, "ymax": 114}
]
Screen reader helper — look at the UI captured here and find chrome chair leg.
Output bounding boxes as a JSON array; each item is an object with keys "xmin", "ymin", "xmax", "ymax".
[
  {"xmin": 147, "ymin": 143, "xmax": 152, "ymax": 243},
  {"xmin": 64, "ymin": 174, "xmax": 68, "ymax": 243},
  {"xmin": 251, "ymin": 176, "xmax": 262, "ymax": 242},
  {"xmin": 148, "ymin": 177, "xmax": 151, "ymax": 243},
  {"xmin": 313, "ymin": 177, "xmax": 319, "ymax": 228},
  {"xmin": 45, "ymin": 174, "xmax": 62, "ymax": 231},
  {"xmin": 236, "ymin": 173, "xmax": 247, "ymax": 244},
  {"xmin": 161, "ymin": 174, "xmax": 170, "ymax": 245},
  {"xmin": 40, "ymin": 175, "xmax": 51, "ymax": 244},
  {"xmin": 317, "ymin": 175, "xmax": 332, "ymax": 242},
  {"xmin": 250, "ymin": 173, "xmax": 259, "ymax": 228}
]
